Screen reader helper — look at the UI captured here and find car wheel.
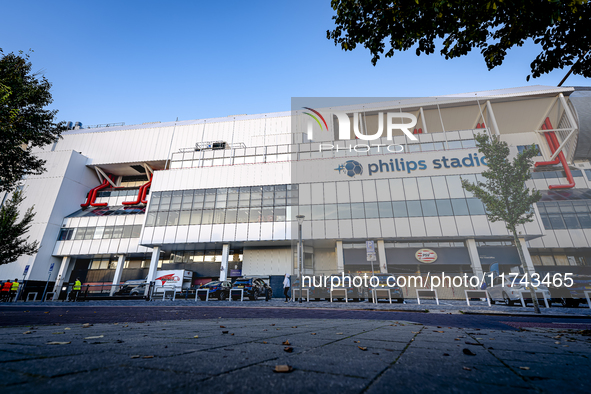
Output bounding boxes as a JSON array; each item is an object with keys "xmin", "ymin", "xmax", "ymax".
[
  {"xmin": 219, "ymin": 292, "xmax": 227, "ymax": 301},
  {"xmin": 250, "ymin": 289, "xmax": 259, "ymax": 301},
  {"xmin": 266, "ymin": 289, "xmax": 273, "ymax": 299},
  {"xmin": 396, "ymin": 298, "xmax": 404, "ymax": 303},
  {"xmin": 503, "ymin": 292, "xmax": 514, "ymax": 306}
]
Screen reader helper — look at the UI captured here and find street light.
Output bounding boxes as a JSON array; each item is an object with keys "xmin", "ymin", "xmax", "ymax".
[{"xmin": 296, "ymin": 215, "xmax": 305, "ymax": 303}]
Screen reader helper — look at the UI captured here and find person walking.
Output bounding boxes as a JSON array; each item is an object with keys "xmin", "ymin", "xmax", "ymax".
[
  {"xmin": 283, "ymin": 273, "xmax": 290, "ymax": 303},
  {"xmin": 69, "ymin": 278, "xmax": 82, "ymax": 302},
  {"xmin": 10, "ymin": 279, "xmax": 20, "ymax": 302},
  {"xmin": 0, "ymin": 280, "xmax": 11, "ymax": 302}
]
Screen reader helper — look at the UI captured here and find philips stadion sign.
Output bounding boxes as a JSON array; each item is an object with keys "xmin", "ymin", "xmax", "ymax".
[{"xmin": 334, "ymin": 153, "xmax": 487, "ymax": 178}]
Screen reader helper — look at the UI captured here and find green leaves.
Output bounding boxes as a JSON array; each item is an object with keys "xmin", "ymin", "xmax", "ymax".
[
  {"xmin": 327, "ymin": 0, "xmax": 591, "ymax": 79},
  {"xmin": 0, "ymin": 190, "xmax": 39, "ymax": 266},
  {"xmin": 461, "ymin": 133, "xmax": 541, "ymax": 232},
  {"xmin": 0, "ymin": 49, "xmax": 67, "ymax": 194}
]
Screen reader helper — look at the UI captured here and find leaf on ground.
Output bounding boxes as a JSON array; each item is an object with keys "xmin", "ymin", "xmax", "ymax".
[
  {"xmin": 555, "ymin": 341, "xmax": 561, "ymax": 344},
  {"xmin": 262, "ymin": 341, "xmax": 268, "ymax": 344},
  {"xmin": 231, "ymin": 333, "xmax": 235, "ymax": 336},
  {"xmin": 220, "ymin": 326, "xmax": 226, "ymax": 328},
  {"xmin": 130, "ymin": 355, "xmax": 140, "ymax": 359},
  {"xmin": 283, "ymin": 347, "xmax": 293, "ymax": 353},
  {"xmin": 193, "ymin": 335, "xmax": 199, "ymax": 338},
  {"xmin": 65, "ymin": 328, "xmax": 71, "ymax": 330},
  {"xmin": 443, "ymin": 353, "xmax": 450, "ymax": 356},
  {"xmin": 462, "ymin": 349, "xmax": 476, "ymax": 356},
  {"xmin": 354, "ymin": 341, "xmax": 360, "ymax": 343},
  {"xmin": 463, "ymin": 366, "xmax": 472, "ymax": 371},
  {"xmin": 82, "ymin": 323, "xmax": 92, "ymax": 328},
  {"xmin": 358, "ymin": 346, "xmax": 368, "ymax": 351},
  {"xmin": 222, "ymin": 331, "xmax": 229, "ymax": 334},
  {"xmin": 273, "ymin": 365, "xmax": 293, "ymax": 373},
  {"xmin": 292, "ymin": 326, "xmax": 297, "ymax": 328},
  {"xmin": 142, "ymin": 355, "xmax": 154, "ymax": 359},
  {"xmin": 336, "ymin": 332, "xmax": 343, "ymax": 335},
  {"xmin": 84, "ymin": 335, "xmax": 104, "ymax": 340},
  {"xmin": 23, "ymin": 331, "xmax": 31, "ymax": 334},
  {"xmin": 47, "ymin": 341, "xmax": 71, "ymax": 345},
  {"xmin": 412, "ymin": 331, "xmax": 419, "ymax": 334},
  {"xmin": 434, "ymin": 330, "xmax": 444, "ymax": 333},
  {"xmin": 270, "ymin": 324, "xmax": 275, "ymax": 326},
  {"xmin": 454, "ymin": 338, "xmax": 461, "ymax": 341},
  {"xmin": 311, "ymin": 333, "xmax": 316, "ymax": 335},
  {"xmin": 282, "ymin": 340, "xmax": 290, "ymax": 345},
  {"xmin": 44, "ymin": 312, "xmax": 49, "ymax": 314},
  {"xmin": 52, "ymin": 332, "xmax": 64, "ymax": 335},
  {"xmin": 519, "ymin": 366, "xmax": 530, "ymax": 370}
]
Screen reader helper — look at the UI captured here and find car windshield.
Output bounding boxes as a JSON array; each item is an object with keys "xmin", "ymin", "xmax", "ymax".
[{"xmin": 204, "ymin": 281, "xmax": 220, "ymax": 287}]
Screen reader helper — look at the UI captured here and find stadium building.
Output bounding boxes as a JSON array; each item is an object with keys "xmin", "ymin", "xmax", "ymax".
[{"xmin": 1, "ymin": 85, "xmax": 591, "ymax": 298}]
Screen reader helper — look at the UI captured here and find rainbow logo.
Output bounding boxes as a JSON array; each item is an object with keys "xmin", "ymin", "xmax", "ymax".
[{"xmin": 303, "ymin": 107, "xmax": 328, "ymax": 131}]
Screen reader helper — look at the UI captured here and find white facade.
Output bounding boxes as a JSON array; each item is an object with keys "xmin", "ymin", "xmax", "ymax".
[{"xmin": 3, "ymin": 85, "xmax": 591, "ymax": 292}]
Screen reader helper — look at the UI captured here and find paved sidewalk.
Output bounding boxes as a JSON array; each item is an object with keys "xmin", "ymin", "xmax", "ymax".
[
  {"xmin": 10, "ymin": 297, "xmax": 591, "ymax": 317},
  {"xmin": 1, "ymin": 317, "xmax": 589, "ymax": 393}
]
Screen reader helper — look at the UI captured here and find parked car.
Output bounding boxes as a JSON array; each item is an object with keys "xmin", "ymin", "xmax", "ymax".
[
  {"xmin": 487, "ymin": 275, "xmax": 551, "ymax": 306},
  {"xmin": 197, "ymin": 281, "xmax": 232, "ymax": 300},
  {"xmin": 113, "ymin": 280, "xmax": 145, "ymax": 296},
  {"xmin": 231, "ymin": 278, "xmax": 272, "ymax": 300},
  {"xmin": 548, "ymin": 274, "xmax": 591, "ymax": 308}
]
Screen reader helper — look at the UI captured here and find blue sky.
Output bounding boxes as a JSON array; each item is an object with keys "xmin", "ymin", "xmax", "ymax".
[{"xmin": 2, "ymin": 0, "xmax": 589, "ymax": 127}]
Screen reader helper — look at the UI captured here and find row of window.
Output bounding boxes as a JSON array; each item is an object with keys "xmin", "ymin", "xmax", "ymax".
[
  {"xmin": 531, "ymin": 169, "xmax": 584, "ymax": 180},
  {"xmin": 67, "ymin": 206, "xmax": 146, "ymax": 218},
  {"xmin": 58, "ymin": 225, "xmax": 142, "ymax": 241},
  {"xmin": 145, "ymin": 198, "xmax": 488, "ymax": 227},
  {"xmin": 95, "ymin": 188, "xmax": 151, "ymax": 198},
  {"xmin": 149, "ymin": 185, "xmax": 298, "ymax": 212},
  {"xmin": 537, "ymin": 200, "xmax": 591, "ymax": 230},
  {"xmin": 87, "ymin": 250, "xmax": 243, "ymax": 270}
]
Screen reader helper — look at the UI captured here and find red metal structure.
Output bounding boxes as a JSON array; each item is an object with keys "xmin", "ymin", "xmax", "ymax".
[
  {"xmin": 534, "ymin": 118, "xmax": 574, "ymax": 189},
  {"xmin": 81, "ymin": 177, "xmax": 112, "ymax": 208},
  {"xmin": 122, "ymin": 174, "xmax": 152, "ymax": 205}
]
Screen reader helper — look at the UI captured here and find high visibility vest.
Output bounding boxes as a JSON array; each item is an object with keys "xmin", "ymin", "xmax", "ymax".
[
  {"xmin": 1, "ymin": 282, "xmax": 11, "ymax": 292},
  {"xmin": 73, "ymin": 280, "xmax": 82, "ymax": 291},
  {"xmin": 10, "ymin": 281, "xmax": 19, "ymax": 291}
]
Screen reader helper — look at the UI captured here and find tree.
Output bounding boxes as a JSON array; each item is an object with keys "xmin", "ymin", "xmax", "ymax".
[
  {"xmin": 327, "ymin": 0, "xmax": 591, "ymax": 80},
  {"xmin": 0, "ymin": 49, "xmax": 67, "ymax": 194},
  {"xmin": 461, "ymin": 133, "xmax": 542, "ymax": 313},
  {"xmin": 0, "ymin": 190, "xmax": 39, "ymax": 266}
]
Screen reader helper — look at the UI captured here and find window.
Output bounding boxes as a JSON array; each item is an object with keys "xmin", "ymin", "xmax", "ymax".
[
  {"xmin": 466, "ymin": 198, "xmax": 486, "ymax": 215},
  {"xmin": 436, "ymin": 199, "xmax": 453, "ymax": 216},
  {"xmin": 337, "ymin": 203, "xmax": 351, "ymax": 219},
  {"xmin": 312, "ymin": 205, "xmax": 324, "ymax": 220},
  {"xmin": 324, "ymin": 204, "xmax": 338, "ymax": 220},
  {"xmin": 392, "ymin": 201, "xmax": 408, "ymax": 217},
  {"xmin": 420, "ymin": 200, "xmax": 437, "ymax": 217},
  {"xmin": 364, "ymin": 202, "xmax": 380, "ymax": 219},
  {"xmin": 406, "ymin": 201, "xmax": 422, "ymax": 217},
  {"xmin": 350, "ymin": 203, "xmax": 365, "ymax": 219},
  {"xmin": 377, "ymin": 202, "xmax": 393, "ymax": 218},
  {"xmin": 451, "ymin": 199, "xmax": 469, "ymax": 216}
]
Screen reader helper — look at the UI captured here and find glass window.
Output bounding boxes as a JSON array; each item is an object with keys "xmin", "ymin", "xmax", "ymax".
[
  {"xmin": 225, "ymin": 208, "xmax": 238, "ymax": 223},
  {"xmin": 190, "ymin": 209, "xmax": 202, "ymax": 225},
  {"xmin": 548, "ymin": 214, "xmax": 565, "ymax": 229},
  {"xmin": 203, "ymin": 200, "xmax": 215, "ymax": 209},
  {"xmin": 436, "ymin": 199, "xmax": 454, "ymax": 216},
  {"xmin": 192, "ymin": 193, "xmax": 204, "ymax": 209},
  {"xmin": 446, "ymin": 140, "xmax": 462, "ymax": 150},
  {"xmin": 466, "ymin": 198, "xmax": 486, "ymax": 215},
  {"xmin": 58, "ymin": 228, "xmax": 71, "ymax": 241},
  {"xmin": 540, "ymin": 214, "xmax": 551, "ymax": 229},
  {"xmin": 421, "ymin": 200, "xmax": 438, "ymax": 217},
  {"xmin": 74, "ymin": 228, "xmax": 86, "ymax": 240},
  {"xmin": 572, "ymin": 201, "xmax": 588, "ymax": 213},
  {"xmin": 201, "ymin": 210, "xmax": 214, "ymax": 225},
  {"xmin": 226, "ymin": 198, "xmax": 239, "ymax": 208},
  {"xmin": 312, "ymin": 205, "xmax": 324, "ymax": 220},
  {"xmin": 559, "ymin": 202, "xmax": 575, "ymax": 214},
  {"xmin": 122, "ymin": 225, "xmax": 132, "ymax": 238},
  {"xmin": 274, "ymin": 207, "xmax": 286, "ymax": 221},
  {"xmin": 378, "ymin": 202, "xmax": 393, "ymax": 218},
  {"xmin": 156, "ymin": 211, "xmax": 168, "ymax": 226},
  {"xmin": 577, "ymin": 213, "xmax": 591, "ymax": 228},
  {"xmin": 262, "ymin": 207, "xmax": 274, "ymax": 222},
  {"xmin": 337, "ymin": 203, "xmax": 351, "ymax": 219},
  {"xmin": 451, "ymin": 199, "xmax": 469, "ymax": 215},
  {"xmin": 324, "ymin": 204, "xmax": 338, "ymax": 220},
  {"xmin": 213, "ymin": 209, "xmax": 226, "ymax": 224},
  {"xmin": 170, "ymin": 191, "xmax": 182, "ymax": 211},
  {"xmin": 112, "ymin": 226, "xmax": 124, "ymax": 239},
  {"xmin": 84, "ymin": 227, "xmax": 95, "ymax": 240},
  {"xmin": 406, "ymin": 201, "xmax": 422, "ymax": 217},
  {"xmin": 364, "ymin": 202, "xmax": 379, "ymax": 218},
  {"xmin": 179, "ymin": 210, "xmax": 191, "ymax": 225},
  {"xmin": 103, "ymin": 226, "xmax": 114, "ymax": 239},
  {"xmin": 274, "ymin": 196, "xmax": 287, "ymax": 206},
  {"xmin": 392, "ymin": 201, "xmax": 408, "ymax": 217},
  {"xmin": 461, "ymin": 140, "xmax": 476, "ymax": 148},
  {"xmin": 250, "ymin": 198, "xmax": 262, "ymax": 207},
  {"xmin": 215, "ymin": 199, "xmax": 227, "ymax": 209},
  {"xmin": 159, "ymin": 191, "xmax": 172, "ymax": 211},
  {"xmin": 351, "ymin": 203, "xmax": 365, "ymax": 219},
  {"xmin": 544, "ymin": 203, "xmax": 560, "ymax": 214},
  {"xmin": 130, "ymin": 226, "xmax": 141, "ymax": 238},
  {"xmin": 563, "ymin": 214, "xmax": 580, "ymax": 229},
  {"xmin": 204, "ymin": 193, "xmax": 216, "ymax": 203},
  {"xmin": 299, "ymin": 205, "xmax": 311, "ymax": 219},
  {"xmin": 249, "ymin": 208, "xmax": 261, "ymax": 223},
  {"xmin": 237, "ymin": 208, "xmax": 249, "ymax": 223},
  {"xmin": 181, "ymin": 190, "xmax": 194, "ymax": 210},
  {"xmin": 166, "ymin": 211, "xmax": 179, "ymax": 226}
]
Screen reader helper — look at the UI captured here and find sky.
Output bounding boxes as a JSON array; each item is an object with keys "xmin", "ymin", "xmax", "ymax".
[{"xmin": 1, "ymin": 0, "xmax": 589, "ymax": 127}]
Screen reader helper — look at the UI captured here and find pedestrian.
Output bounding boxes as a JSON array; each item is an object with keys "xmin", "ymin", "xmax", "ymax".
[
  {"xmin": 10, "ymin": 279, "xmax": 19, "ymax": 302},
  {"xmin": 0, "ymin": 280, "xmax": 10, "ymax": 302},
  {"xmin": 69, "ymin": 278, "xmax": 82, "ymax": 302},
  {"xmin": 283, "ymin": 273, "xmax": 290, "ymax": 303}
]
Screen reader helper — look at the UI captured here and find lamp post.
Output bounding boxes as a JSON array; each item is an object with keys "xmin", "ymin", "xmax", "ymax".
[{"xmin": 296, "ymin": 215, "xmax": 305, "ymax": 303}]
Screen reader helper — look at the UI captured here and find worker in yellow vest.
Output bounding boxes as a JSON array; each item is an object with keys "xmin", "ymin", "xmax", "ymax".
[
  {"xmin": 69, "ymin": 278, "xmax": 82, "ymax": 302},
  {"xmin": 10, "ymin": 279, "xmax": 19, "ymax": 302}
]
